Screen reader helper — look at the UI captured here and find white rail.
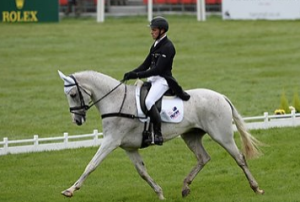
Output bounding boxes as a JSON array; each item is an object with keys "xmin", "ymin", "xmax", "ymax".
[
  {"xmin": 239, "ymin": 110, "xmax": 300, "ymax": 130},
  {"xmin": 1, "ymin": 111, "xmax": 300, "ymax": 156},
  {"xmin": 0, "ymin": 129, "xmax": 103, "ymax": 156}
]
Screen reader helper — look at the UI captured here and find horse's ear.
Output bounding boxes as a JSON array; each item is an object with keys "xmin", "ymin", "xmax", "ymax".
[{"xmin": 58, "ymin": 70, "xmax": 74, "ymax": 85}]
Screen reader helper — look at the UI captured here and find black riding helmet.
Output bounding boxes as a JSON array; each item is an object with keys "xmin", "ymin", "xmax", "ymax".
[{"xmin": 149, "ymin": 16, "xmax": 169, "ymax": 33}]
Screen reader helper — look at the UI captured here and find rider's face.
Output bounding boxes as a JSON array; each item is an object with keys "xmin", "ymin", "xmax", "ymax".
[{"xmin": 151, "ymin": 28, "xmax": 163, "ymax": 40}]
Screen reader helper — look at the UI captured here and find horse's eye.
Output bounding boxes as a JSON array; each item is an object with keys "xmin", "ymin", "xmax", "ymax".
[{"xmin": 70, "ymin": 93, "xmax": 77, "ymax": 98}]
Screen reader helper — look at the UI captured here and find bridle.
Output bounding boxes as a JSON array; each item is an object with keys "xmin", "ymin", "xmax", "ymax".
[{"xmin": 66, "ymin": 75, "xmax": 126, "ymax": 116}]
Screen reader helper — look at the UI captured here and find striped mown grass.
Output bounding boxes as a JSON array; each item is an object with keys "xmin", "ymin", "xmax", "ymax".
[
  {"xmin": 0, "ymin": 127, "xmax": 300, "ymax": 202},
  {"xmin": 0, "ymin": 15, "xmax": 300, "ymax": 139},
  {"xmin": 0, "ymin": 16, "xmax": 300, "ymax": 201}
]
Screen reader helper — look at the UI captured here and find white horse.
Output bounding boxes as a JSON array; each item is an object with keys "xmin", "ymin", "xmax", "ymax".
[{"xmin": 58, "ymin": 70, "xmax": 264, "ymax": 200}]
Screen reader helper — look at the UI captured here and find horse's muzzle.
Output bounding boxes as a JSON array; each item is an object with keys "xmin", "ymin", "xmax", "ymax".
[
  {"xmin": 72, "ymin": 113, "xmax": 86, "ymax": 126},
  {"xmin": 75, "ymin": 119, "xmax": 83, "ymax": 126}
]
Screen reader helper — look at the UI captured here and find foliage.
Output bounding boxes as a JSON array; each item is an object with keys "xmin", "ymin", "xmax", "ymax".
[
  {"xmin": 279, "ymin": 90, "xmax": 290, "ymax": 114},
  {"xmin": 292, "ymin": 89, "xmax": 300, "ymax": 113}
]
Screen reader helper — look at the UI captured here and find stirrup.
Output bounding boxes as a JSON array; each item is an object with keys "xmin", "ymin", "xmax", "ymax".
[
  {"xmin": 141, "ymin": 130, "xmax": 152, "ymax": 148},
  {"xmin": 154, "ymin": 134, "xmax": 163, "ymax": 146}
]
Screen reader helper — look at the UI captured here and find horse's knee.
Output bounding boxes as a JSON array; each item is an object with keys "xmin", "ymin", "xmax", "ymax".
[
  {"xmin": 140, "ymin": 172, "xmax": 148, "ymax": 180},
  {"xmin": 135, "ymin": 163, "xmax": 148, "ymax": 180},
  {"xmin": 201, "ymin": 155, "xmax": 211, "ymax": 165},
  {"xmin": 195, "ymin": 152, "xmax": 210, "ymax": 168}
]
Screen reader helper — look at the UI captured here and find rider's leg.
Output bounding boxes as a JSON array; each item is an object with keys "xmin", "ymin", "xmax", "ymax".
[
  {"xmin": 145, "ymin": 79, "xmax": 169, "ymax": 145},
  {"xmin": 148, "ymin": 105, "xmax": 163, "ymax": 145}
]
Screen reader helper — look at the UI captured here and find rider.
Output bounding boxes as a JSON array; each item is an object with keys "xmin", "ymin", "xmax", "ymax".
[{"xmin": 123, "ymin": 16, "xmax": 190, "ymax": 146}]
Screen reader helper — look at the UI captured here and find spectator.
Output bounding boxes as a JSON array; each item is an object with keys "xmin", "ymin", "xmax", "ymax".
[{"xmin": 65, "ymin": 0, "xmax": 83, "ymax": 17}]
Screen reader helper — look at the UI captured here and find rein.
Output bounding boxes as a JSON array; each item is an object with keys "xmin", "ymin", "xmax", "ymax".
[
  {"xmin": 100, "ymin": 80, "xmax": 147, "ymax": 120},
  {"xmin": 89, "ymin": 79, "xmax": 125, "ymax": 111},
  {"xmin": 67, "ymin": 76, "xmax": 145, "ymax": 120}
]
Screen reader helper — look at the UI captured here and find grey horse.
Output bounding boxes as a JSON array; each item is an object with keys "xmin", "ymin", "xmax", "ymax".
[{"xmin": 58, "ymin": 70, "xmax": 264, "ymax": 200}]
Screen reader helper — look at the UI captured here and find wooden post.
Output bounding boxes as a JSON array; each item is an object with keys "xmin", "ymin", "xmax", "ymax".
[
  {"xmin": 263, "ymin": 112, "xmax": 269, "ymax": 129},
  {"xmin": 3, "ymin": 137, "xmax": 8, "ymax": 154},
  {"xmin": 64, "ymin": 132, "xmax": 68, "ymax": 148},
  {"xmin": 34, "ymin": 135, "xmax": 39, "ymax": 150},
  {"xmin": 291, "ymin": 109, "xmax": 296, "ymax": 126},
  {"xmin": 93, "ymin": 129, "xmax": 98, "ymax": 145}
]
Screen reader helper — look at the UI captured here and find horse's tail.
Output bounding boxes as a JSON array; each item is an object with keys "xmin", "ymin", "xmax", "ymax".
[{"xmin": 224, "ymin": 96, "xmax": 262, "ymax": 159}]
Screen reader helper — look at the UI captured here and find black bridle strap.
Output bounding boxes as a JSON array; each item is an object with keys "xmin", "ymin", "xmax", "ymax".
[
  {"xmin": 88, "ymin": 81, "xmax": 124, "ymax": 110},
  {"xmin": 67, "ymin": 76, "xmax": 146, "ymax": 120},
  {"xmin": 101, "ymin": 81, "xmax": 147, "ymax": 120},
  {"xmin": 101, "ymin": 113, "xmax": 146, "ymax": 119},
  {"xmin": 69, "ymin": 75, "xmax": 90, "ymax": 112},
  {"xmin": 101, "ymin": 112, "xmax": 139, "ymax": 119},
  {"xmin": 68, "ymin": 75, "xmax": 125, "ymax": 113}
]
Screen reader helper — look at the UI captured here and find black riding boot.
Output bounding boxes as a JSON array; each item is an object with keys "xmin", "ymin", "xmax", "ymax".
[{"xmin": 148, "ymin": 105, "xmax": 163, "ymax": 145}]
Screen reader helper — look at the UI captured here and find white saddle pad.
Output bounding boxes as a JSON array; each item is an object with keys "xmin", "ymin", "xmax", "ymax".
[{"xmin": 135, "ymin": 81, "xmax": 184, "ymax": 123}]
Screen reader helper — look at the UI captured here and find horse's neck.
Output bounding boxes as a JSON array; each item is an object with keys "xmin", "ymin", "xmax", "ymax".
[{"xmin": 76, "ymin": 71, "xmax": 125, "ymax": 114}]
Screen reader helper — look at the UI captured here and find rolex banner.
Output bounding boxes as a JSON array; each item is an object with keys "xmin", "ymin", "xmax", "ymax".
[
  {"xmin": 222, "ymin": 0, "xmax": 300, "ymax": 20},
  {"xmin": 1, "ymin": 0, "xmax": 59, "ymax": 22}
]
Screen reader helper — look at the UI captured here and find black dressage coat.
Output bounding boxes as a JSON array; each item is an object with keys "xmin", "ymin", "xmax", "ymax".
[{"xmin": 133, "ymin": 36, "xmax": 190, "ymax": 101}]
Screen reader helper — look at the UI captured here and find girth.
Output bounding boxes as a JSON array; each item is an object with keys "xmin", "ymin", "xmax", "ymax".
[{"xmin": 139, "ymin": 82, "xmax": 175, "ymax": 115}]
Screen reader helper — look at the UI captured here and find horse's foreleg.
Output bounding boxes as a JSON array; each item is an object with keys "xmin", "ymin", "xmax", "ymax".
[
  {"xmin": 181, "ymin": 132, "xmax": 210, "ymax": 198},
  {"xmin": 61, "ymin": 138, "xmax": 119, "ymax": 197},
  {"xmin": 125, "ymin": 150, "xmax": 165, "ymax": 200}
]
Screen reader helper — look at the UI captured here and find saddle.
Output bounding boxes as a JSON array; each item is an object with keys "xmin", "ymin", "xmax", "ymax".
[
  {"xmin": 137, "ymin": 81, "xmax": 183, "ymax": 148},
  {"xmin": 139, "ymin": 82, "xmax": 175, "ymax": 115}
]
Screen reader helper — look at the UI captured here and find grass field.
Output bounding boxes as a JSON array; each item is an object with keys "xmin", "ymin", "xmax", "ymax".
[
  {"xmin": 1, "ymin": 15, "xmax": 300, "ymax": 202},
  {"xmin": 1, "ymin": 127, "xmax": 300, "ymax": 202},
  {"xmin": 0, "ymin": 15, "xmax": 300, "ymax": 139}
]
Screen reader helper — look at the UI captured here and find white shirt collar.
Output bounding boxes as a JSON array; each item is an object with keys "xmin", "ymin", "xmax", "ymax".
[{"xmin": 154, "ymin": 34, "xmax": 167, "ymax": 47}]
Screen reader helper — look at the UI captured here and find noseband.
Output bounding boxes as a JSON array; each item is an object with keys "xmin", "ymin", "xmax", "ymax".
[
  {"xmin": 65, "ymin": 75, "xmax": 91, "ymax": 114},
  {"xmin": 65, "ymin": 75, "xmax": 125, "ymax": 115}
]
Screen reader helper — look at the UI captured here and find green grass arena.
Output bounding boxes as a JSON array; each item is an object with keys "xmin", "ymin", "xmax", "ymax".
[{"xmin": 1, "ymin": 15, "xmax": 300, "ymax": 201}]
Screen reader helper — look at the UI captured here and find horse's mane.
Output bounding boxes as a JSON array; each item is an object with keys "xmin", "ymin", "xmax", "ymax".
[{"xmin": 73, "ymin": 70, "xmax": 118, "ymax": 85}]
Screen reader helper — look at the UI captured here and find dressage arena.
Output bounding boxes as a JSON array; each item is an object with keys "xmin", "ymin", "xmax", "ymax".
[{"xmin": 1, "ymin": 15, "xmax": 300, "ymax": 202}]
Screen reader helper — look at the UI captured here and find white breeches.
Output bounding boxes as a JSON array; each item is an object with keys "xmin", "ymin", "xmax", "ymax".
[{"xmin": 145, "ymin": 76, "xmax": 169, "ymax": 111}]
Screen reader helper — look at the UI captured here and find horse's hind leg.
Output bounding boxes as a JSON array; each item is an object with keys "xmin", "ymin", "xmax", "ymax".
[
  {"xmin": 181, "ymin": 129, "xmax": 210, "ymax": 198},
  {"xmin": 125, "ymin": 150, "xmax": 165, "ymax": 200},
  {"xmin": 238, "ymin": 154, "xmax": 264, "ymax": 194},
  {"xmin": 211, "ymin": 130, "xmax": 264, "ymax": 194}
]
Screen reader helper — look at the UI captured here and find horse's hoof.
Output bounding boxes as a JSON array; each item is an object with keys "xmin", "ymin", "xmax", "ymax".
[
  {"xmin": 182, "ymin": 189, "xmax": 190, "ymax": 197},
  {"xmin": 61, "ymin": 189, "xmax": 73, "ymax": 197},
  {"xmin": 255, "ymin": 188, "xmax": 264, "ymax": 195},
  {"xmin": 158, "ymin": 195, "xmax": 166, "ymax": 200}
]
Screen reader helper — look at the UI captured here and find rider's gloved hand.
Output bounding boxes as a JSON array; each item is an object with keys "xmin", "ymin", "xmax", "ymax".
[{"xmin": 123, "ymin": 71, "xmax": 138, "ymax": 81}]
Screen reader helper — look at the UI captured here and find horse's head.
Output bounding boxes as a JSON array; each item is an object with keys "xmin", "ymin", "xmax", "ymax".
[{"xmin": 58, "ymin": 70, "xmax": 92, "ymax": 126}]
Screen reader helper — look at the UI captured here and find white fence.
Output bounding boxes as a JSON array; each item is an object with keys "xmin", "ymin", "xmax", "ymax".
[
  {"xmin": 0, "ymin": 129, "xmax": 103, "ymax": 156},
  {"xmin": 1, "ymin": 111, "xmax": 300, "ymax": 156}
]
